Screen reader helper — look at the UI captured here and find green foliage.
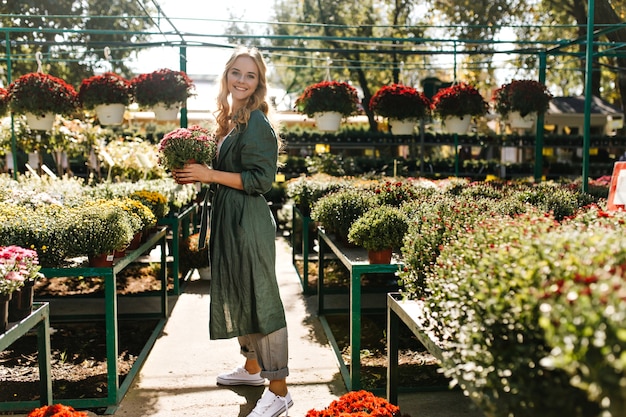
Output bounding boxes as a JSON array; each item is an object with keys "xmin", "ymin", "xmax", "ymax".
[
  {"xmin": 423, "ymin": 210, "xmax": 601, "ymax": 417},
  {"xmin": 348, "ymin": 205, "xmax": 409, "ymax": 251},
  {"xmin": 310, "ymin": 187, "xmax": 377, "ymax": 241},
  {"xmin": 0, "ymin": 0, "xmax": 155, "ymax": 85},
  {"xmin": 538, "ymin": 206, "xmax": 626, "ymax": 416},
  {"xmin": 286, "ymin": 174, "xmax": 348, "ymax": 216}
]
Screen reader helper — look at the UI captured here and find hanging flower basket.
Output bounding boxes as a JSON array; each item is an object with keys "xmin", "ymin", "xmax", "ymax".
[
  {"xmin": 388, "ymin": 118, "xmax": 417, "ymax": 135},
  {"xmin": 131, "ymin": 68, "xmax": 195, "ymax": 110},
  {"xmin": 492, "ymin": 79, "xmax": 552, "ymax": 120},
  {"xmin": 369, "ymin": 84, "xmax": 430, "ymax": 125},
  {"xmin": 295, "ymin": 80, "xmax": 360, "ymax": 119},
  {"xmin": 442, "ymin": 115, "xmax": 472, "ymax": 135},
  {"xmin": 431, "ymin": 82, "xmax": 487, "ymax": 120},
  {"xmin": 152, "ymin": 102, "xmax": 180, "ymax": 121},
  {"xmin": 24, "ymin": 112, "xmax": 55, "ymax": 131},
  {"xmin": 95, "ymin": 103, "xmax": 126, "ymax": 125},
  {"xmin": 314, "ymin": 111, "xmax": 343, "ymax": 132},
  {"xmin": 508, "ymin": 111, "xmax": 537, "ymax": 129},
  {"xmin": 7, "ymin": 72, "xmax": 78, "ymax": 118}
]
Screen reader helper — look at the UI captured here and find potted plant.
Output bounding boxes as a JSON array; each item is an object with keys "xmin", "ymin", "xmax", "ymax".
[
  {"xmin": 78, "ymin": 72, "xmax": 132, "ymax": 125},
  {"xmin": 2, "ymin": 245, "xmax": 44, "ymax": 323},
  {"xmin": 369, "ymin": 84, "xmax": 431, "ymax": 135},
  {"xmin": 158, "ymin": 125, "xmax": 218, "ymax": 175},
  {"xmin": 295, "ymin": 80, "xmax": 360, "ymax": 131},
  {"xmin": 7, "ymin": 72, "xmax": 78, "ymax": 130},
  {"xmin": 306, "ymin": 390, "xmax": 410, "ymax": 417},
  {"xmin": 310, "ymin": 187, "xmax": 377, "ymax": 244},
  {"xmin": 431, "ymin": 82, "xmax": 488, "ymax": 134},
  {"xmin": 67, "ymin": 201, "xmax": 134, "ymax": 266},
  {"xmin": 130, "ymin": 68, "xmax": 195, "ymax": 121},
  {"xmin": 492, "ymin": 79, "xmax": 552, "ymax": 129},
  {"xmin": 348, "ymin": 204, "xmax": 409, "ymax": 264}
]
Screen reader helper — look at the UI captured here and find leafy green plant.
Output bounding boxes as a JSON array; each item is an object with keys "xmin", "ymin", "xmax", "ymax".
[
  {"xmin": 422, "ymin": 210, "xmax": 601, "ymax": 417},
  {"xmin": 348, "ymin": 205, "xmax": 409, "ymax": 251},
  {"xmin": 310, "ymin": 187, "xmax": 377, "ymax": 242}
]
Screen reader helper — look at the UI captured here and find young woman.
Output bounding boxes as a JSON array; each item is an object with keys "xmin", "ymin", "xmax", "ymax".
[{"xmin": 172, "ymin": 47, "xmax": 292, "ymax": 417}]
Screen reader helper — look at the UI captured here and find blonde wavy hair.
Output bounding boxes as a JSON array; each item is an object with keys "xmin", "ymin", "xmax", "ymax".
[{"xmin": 214, "ymin": 46, "xmax": 281, "ymax": 148}]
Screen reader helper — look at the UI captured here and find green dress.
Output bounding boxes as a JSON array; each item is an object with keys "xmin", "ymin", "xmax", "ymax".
[{"xmin": 209, "ymin": 109, "xmax": 287, "ymax": 339}]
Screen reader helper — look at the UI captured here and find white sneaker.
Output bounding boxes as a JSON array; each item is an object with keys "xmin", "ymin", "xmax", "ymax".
[
  {"xmin": 247, "ymin": 390, "xmax": 293, "ymax": 417},
  {"xmin": 216, "ymin": 366, "xmax": 266, "ymax": 386}
]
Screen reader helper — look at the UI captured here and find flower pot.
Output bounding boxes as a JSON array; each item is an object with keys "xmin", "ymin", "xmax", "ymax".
[
  {"xmin": 389, "ymin": 118, "xmax": 416, "ymax": 135},
  {"xmin": 0, "ymin": 293, "xmax": 11, "ymax": 334},
  {"xmin": 88, "ymin": 253, "xmax": 115, "ymax": 268},
  {"xmin": 8, "ymin": 281, "xmax": 34, "ymax": 322},
  {"xmin": 508, "ymin": 111, "xmax": 537, "ymax": 129},
  {"xmin": 314, "ymin": 112, "xmax": 342, "ymax": 132},
  {"xmin": 95, "ymin": 103, "xmax": 126, "ymax": 125},
  {"xmin": 443, "ymin": 115, "xmax": 471, "ymax": 135},
  {"xmin": 127, "ymin": 231, "xmax": 143, "ymax": 250},
  {"xmin": 152, "ymin": 103, "xmax": 180, "ymax": 121},
  {"xmin": 114, "ymin": 247, "xmax": 127, "ymax": 258},
  {"xmin": 24, "ymin": 112, "xmax": 55, "ymax": 131},
  {"xmin": 367, "ymin": 248, "xmax": 393, "ymax": 264}
]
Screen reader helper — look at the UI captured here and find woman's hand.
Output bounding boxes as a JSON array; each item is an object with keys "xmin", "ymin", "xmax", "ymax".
[{"xmin": 171, "ymin": 163, "xmax": 212, "ymax": 185}]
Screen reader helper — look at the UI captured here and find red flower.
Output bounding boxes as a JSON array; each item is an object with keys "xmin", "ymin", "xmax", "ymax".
[
  {"xmin": 131, "ymin": 68, "xmax": 195, "ymax": 108},
  {"xmin": 8, "ymin": 72, "xmax": 78, "ymax": 116},
  {"xmin": 492, "ymin": 79, "xmax": 552, "ymax": 117},
  {"xmin": 431, "ymin": 82, "xmax": 488, "ymax": 118},
  {"xmin": 26, "ymin": 404, "xmax": 88, "ymax": 417},
  {"xmin": 306, "ymin": 390, "xmax": 406, "ymax": 417},
  {"xmin": 295, "ymin": 80, "xmax": 360, "ymax": 117},
  {"xmin": 78, "ymin": 72, "xmax": 132, "ymax": 109},
  {"xmin": 369, "ymin": 84, "xmax": 430, "ymax": 120}
]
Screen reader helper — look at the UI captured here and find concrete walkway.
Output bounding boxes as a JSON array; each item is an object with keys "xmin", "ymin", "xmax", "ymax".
[{"xmin": 110, "ymin": 237, "xmax": 483, "ymax": 416}]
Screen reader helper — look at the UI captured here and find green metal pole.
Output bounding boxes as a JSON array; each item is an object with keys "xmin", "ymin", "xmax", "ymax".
[
  {"xmin": 5, "ymin": 32, "xmax": 18, "ymax": 180},
  {"xmin": 534, "ymin": 52, "xmax": 547, "ymax": 182},
  {"xmin": 179, "ymin": 43, "xmax": 188, "ymax": 128},
  {"xmin": 582, "ymin": 0, "xmax": 595, "ymax": 193}
]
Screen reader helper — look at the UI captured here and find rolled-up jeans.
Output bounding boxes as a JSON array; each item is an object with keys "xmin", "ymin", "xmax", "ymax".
[{"xmin": 238, "ymin": 326, "xmax": 289, "ymax": 381}]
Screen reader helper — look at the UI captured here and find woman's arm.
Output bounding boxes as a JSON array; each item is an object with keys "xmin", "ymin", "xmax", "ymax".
[{"xmin": 172, "ymin": 164, "xmax": 244, "ymax": 190}]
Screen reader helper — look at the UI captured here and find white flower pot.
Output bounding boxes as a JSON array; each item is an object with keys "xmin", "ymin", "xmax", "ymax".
[
  {"xmin": 508, "ymin": 111, "xmax": 537, "ymax": 129},
  {"xmin": 314, "ymin": 112, "xmax": 342, "ymax": 132},
  {"xmin": 152, "ymin": 103, "xmax": 180, "ymax": 121},
  {"xmin": 24, "ymin": 112, "xmax": 55, "ymax": 131},
  {"xmin": 443, "ymin": 115, "xmax": 471, "ymax": 135},
  {"xmin": 389, "ymin": 118, "xmax": 416, "ymax": 135},
  {"xmin": 95, "ymin": 103, "xmax": 126, "ymax": 125}
]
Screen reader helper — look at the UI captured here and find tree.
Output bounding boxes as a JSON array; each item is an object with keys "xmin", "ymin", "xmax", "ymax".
[
  {"xmin": 0, "ymin": 0, "xmax": 156, "ymax": 88},
  {"xmin": 269, "ymin": 0, "xmax": 429, "ymax": 131}
]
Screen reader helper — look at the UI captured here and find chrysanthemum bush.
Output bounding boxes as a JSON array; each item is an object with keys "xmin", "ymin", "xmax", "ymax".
[
  {"xmin": 0, "ymin": 245, "xmax": 43, "ymax": 296},
  {"xmin": 403, "ymin": 203, "xmax": 625, "ymax": 417},
  {"xmin": 27, "ymin": 404, "xmax": 88, "ymax": 417},
  {"xmin": 158, "ymin": 125, "xmax": 218, "ymax": 171},
  {"xmin": 369, "ymin": 84, "xmax": 430, "ymax": 121},
  {"xmin": 538, "ymin": 205, "xmax": 626, "ymax": 417},
  {"xmin": 306, "ymin": 390, "xmax": 411, "ymax": 417},
  {"xmin": 131, "ymin": 68, "xmax": 195, "ymax": 108},
  {"xmin": 285, "ymin": 173, "xmax": 350, "ymax": 216}
]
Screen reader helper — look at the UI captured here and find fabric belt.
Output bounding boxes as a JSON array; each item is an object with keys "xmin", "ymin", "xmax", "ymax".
[{"xmin": 198, "ymin": 185, "xmax": 215, "ymax": 250}]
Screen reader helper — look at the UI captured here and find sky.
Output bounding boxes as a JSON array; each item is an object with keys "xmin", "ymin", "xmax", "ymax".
[{"xmin": 130, "ymin": 0, "xmax": 274, "ymax": 76}]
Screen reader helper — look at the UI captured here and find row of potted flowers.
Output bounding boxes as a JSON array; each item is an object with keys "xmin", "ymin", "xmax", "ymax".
[
  {"xmin": 295, "ymin": 78, "xmax": 552, "ymax": 133},
  {"xmin": 0, "ymin": 68, "xmax": 195, "ymax": 129}
]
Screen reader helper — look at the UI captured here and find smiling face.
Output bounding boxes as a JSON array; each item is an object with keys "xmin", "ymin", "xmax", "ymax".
[{"xmin": 227, "ymin": 55, "xmax": 260, "ymax": 110}]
